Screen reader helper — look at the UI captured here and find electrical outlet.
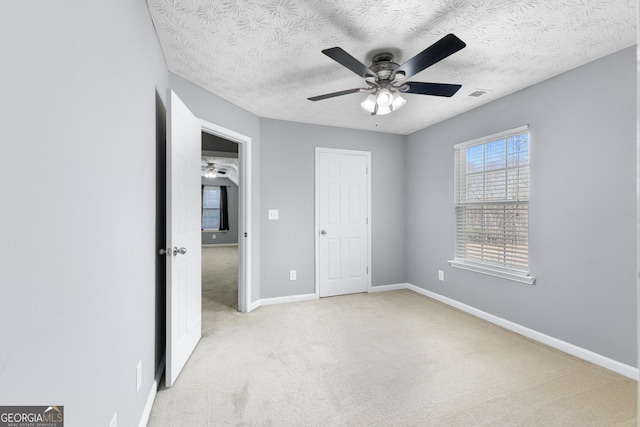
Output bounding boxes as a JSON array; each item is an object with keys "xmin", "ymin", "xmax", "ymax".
[
  {"xmin": 211, "ymin": 234, "xmax": 216, "ymax": 239},
  {"xmin": 109, "ymin": 412, "xmax": 117, "ymax": 427},
  {"xmin": 438, "ymin": 270, "xmax": 444, "ymax": 281},
  {"xmin": 289, "ymin": 270, "xmax": 297, "ymax": 281},
  {"xmin": 136, "ymin": 361, "xmax": 142, "ymax": 393},
  {"xmin": 268, "ymin": 209, "xmax": 279, "ymax": 220}
]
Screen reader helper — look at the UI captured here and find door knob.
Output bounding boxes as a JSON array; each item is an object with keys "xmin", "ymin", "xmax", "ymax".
[
  {"xmin": 173, "ymin": 246, "xmax": 187, "ymax": 256},
  {"xmin": 320, "ymin": 230, "xmax": 327, "ymax": 235}
]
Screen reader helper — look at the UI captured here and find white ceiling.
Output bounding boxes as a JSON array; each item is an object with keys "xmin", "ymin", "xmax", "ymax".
[{"xmin": 147, "ymin": 0, "xmax": 637, "ymax": 135}]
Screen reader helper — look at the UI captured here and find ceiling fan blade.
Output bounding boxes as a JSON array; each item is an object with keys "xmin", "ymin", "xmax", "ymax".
[
  {"xmin": 308, "ymin": 88, "xmax": 364, "ymax": 101},
  {"xmin": 322, "ymin": 47, "xmax": 374, "ymax": 78},
  {"xmin": 402, "ymin": 82, "xmax": 462, "ymax": 97},
  {"xmin": 396, "ymin": 34, "xmax": 466, "ymax": 79}
]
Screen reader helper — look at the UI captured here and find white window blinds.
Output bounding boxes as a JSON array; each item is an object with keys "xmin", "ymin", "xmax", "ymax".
[
  {"xmin": 202, "ymin": 186, "xmax": 221, "ymax": 230},
  {"xmin": 453, "ymin": 126, "xmax": 530, "ymax": 275}
]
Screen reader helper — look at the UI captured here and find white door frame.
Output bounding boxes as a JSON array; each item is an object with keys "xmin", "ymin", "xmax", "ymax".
[
  {"xmin": 314, "ymin": 147, "xmax": 372, "ymax": 298},
  {"xmin": 200, "ymin": 120, "xmax": 252, "ymax": 313}
]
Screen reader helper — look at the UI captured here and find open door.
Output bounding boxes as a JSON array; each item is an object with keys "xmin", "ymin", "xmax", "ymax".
[{"xmin": 165, "ymin": 90, "xmax": 202, "ymax": 387}]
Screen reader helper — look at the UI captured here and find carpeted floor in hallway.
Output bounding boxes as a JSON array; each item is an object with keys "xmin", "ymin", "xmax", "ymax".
[{"xmin": 200, "ymin": 246, "xmax": 239, "ymax": 337}]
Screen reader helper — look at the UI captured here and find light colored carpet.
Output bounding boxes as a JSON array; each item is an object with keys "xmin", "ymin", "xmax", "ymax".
[
  {"xmin": 201, "ymin": 246, "xmax": 239, "ymax": 337},
  {"xmin": 149, "ymin": 280, "xmax": 637, "ymax": 426}
]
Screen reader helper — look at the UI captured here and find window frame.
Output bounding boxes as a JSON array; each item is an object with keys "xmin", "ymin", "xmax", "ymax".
[
  {"xmin": 202, "ymin": 185, "xmax": 221, "ymax": 231},
  {"xmin": 448, "ymin": 125, "xmax": 535, "ymax": 285}
]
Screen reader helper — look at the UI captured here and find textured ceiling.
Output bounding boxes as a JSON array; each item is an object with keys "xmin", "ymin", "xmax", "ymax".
[{"xmin": 147, "ymin": 0, "xmax": 637, "ymax": 135}]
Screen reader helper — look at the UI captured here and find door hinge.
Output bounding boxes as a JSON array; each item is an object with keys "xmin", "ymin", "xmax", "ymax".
[
  {"xmin": 366, "ymin": 217, "xmax": 368, "ymax": 224},
  {"xmin": 367, "ymin": 267, "xmax": 369, "ymax": 274}
]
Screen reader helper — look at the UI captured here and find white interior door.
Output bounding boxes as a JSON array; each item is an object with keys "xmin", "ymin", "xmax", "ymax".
[
  {"xmin": 316, "ymin": 148, "xmax": 371, "ymax": 297},
  {"xmin": 166, "ymin": 90, "xmax": 202, "ymax": 387}
]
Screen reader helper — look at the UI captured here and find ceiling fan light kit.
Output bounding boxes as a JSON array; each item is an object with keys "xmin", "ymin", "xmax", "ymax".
[
  {"xmin": 204, "ymin": 164, "xmax": 217, "ymax": 179},
  {"xmin": 308, "ymin": 34, "xmax": 466, "ymax": 116},
  {"xmin": 203, "ymin": 161, "xmax": 230, "ymax": 179},
  {"xmin": 360, "ymin": 89, "xmax": 407, "ymax": 115}
]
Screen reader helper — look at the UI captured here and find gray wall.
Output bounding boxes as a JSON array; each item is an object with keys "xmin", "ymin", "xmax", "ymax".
[
  {"xmin": 0, "ymin": 1, "xmax": 169, "ymax": 426},
  {"xmin": 201, "ymin": 178, "xmax": 239, "ymax": 245},
  {"xmin": 259, "ymin": 119, "xmax": 406, "ymax": 299},
  {"xmin": 169, "ymin": 73, "xmax": 262, "ymax": 302},
  {"xmin": 406, "ymin": 46, "xmax": 637, "ymax": 366}
]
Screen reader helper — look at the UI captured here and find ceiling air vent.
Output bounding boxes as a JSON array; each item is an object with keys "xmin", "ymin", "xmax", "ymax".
[{"xmin": 468, "ymin": 90, "xmax": 488, "ymax": 97}]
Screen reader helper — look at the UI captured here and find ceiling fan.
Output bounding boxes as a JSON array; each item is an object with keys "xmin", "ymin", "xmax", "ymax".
[
  {"xmin": 308, "ymin": 34, "xmax": 466, "ymax": 116},
  {"xmin": 203, "ymin": 162, "xmax": 217, "ymax": 179},
  {"xmin": 203, "ymin": 161, "xmax": 229, "ymax": 179}
]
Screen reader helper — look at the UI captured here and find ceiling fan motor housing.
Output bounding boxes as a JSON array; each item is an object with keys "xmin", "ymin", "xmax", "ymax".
[{"xmin": 369, "ymin": 53, "xmax": 399, "ymax": 81}]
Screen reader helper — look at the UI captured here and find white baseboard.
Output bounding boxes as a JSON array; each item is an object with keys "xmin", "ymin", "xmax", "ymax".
[
  {"xmin": 138, "ymin": 356, "xmax": 165, "ymax": 427},
  {"xmin": 202, "ymin": 243, "xmax": 239, "ymax": 247},
  {"xmin": 259, "ymin": 293, "xmax": 317, "ymax": 307},
  {"xmin": 397, "ymin": 284, "xmax": 638, "ymax": 380},
  {"xmin": 253, "ymin": 286, "xmax": 401, "ymax": 309},
  {"xmin": 247, "ymin": 299, "xmax": 261, "ymax": 312},
  {"xmin": 250, "ymin": 284, "xmax": 405, "ymax": 309},
  {"xmin": 369, "ymin": 283, "xmax": 410, "ymax": 293}
]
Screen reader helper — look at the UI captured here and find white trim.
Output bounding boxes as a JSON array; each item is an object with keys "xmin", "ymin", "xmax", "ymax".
[
  {"xmin": 314, "ymin": 147, "xmax": 320, "ymax": 297},
  {"xmin": 257, "ymin": 293, "xmax": 318, "ymax": 307},
  {"xmin": 452, "ymin": 125, "xmax": 532, "ymax": 279},
  {"xmin": 138, "ymin": 356, "xmax": 165, "ymax": 427},
  {"xmin": 201, "ymin": 243, "xmax": 239, "ymax": 248},
  {"xmin": 248, "ymin": 300, "xmax": 261, "ymax": 312},
  {"xmin": 368, "ymin": 283, "xmax": 410, "ymax": 293},
  {"xmin": 369, "ymin": 283, "xmax": 638, "ymax": 380},
  {"xmin": 200, "ymin": 120, "xmax": 251, "ymax": 145},
  {"xmin": 315, "ymin": 147, "xmax": 372, "ymax": 298},
  {"xmin": 365, "ymin": 154, "xmax": 372, "ymax": 294},
  {"xmin": 199, "ymin": 120, "xmax": 252, "ymax": 314},
  {"xmin": 448, "ymin": 259, "xmax": 536, "ymax": 285},
  {"xmin": 454, "ymin": 124, "xmax": 529, "ymax": 148}
]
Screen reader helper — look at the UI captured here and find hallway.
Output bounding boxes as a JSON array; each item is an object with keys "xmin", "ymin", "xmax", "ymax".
[{"xmin": 201, "ymin": 246, "xmax": 239, "ymax": 336}]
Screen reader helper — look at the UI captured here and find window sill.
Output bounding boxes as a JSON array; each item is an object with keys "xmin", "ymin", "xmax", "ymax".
[{"xmin": 448, "ymin": 260, "xmax": 535, "ymax": 285}]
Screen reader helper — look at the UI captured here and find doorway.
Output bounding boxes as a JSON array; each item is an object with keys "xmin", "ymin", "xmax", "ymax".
[
  {"xmin": 164, "ymin": 90, "xmax": 253, "ymax": 387},
  {"xmin": 201, "ymin": 132, "xmax": 240, "ymax": 332},
  {"xmin": 199, "ymin": 121, "xmax": 252, "ymax": 314}
]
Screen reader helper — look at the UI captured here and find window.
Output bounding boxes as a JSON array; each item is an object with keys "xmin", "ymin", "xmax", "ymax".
[
  {"xmin": 202, "ymin": 186, "xmax": 221, "ymax": 230},
  {"xmin": 449, "ymin": 125, "xmax": 534, "ymax": 284}
]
